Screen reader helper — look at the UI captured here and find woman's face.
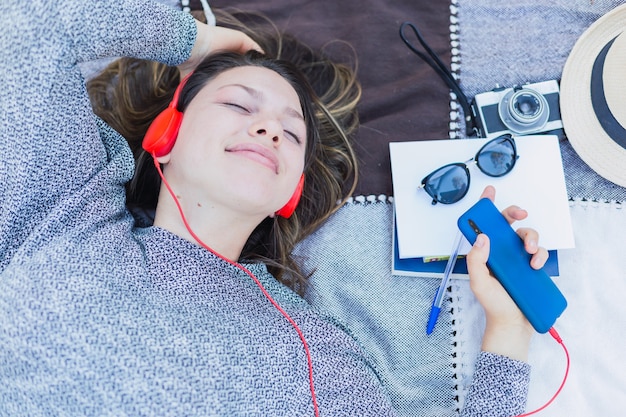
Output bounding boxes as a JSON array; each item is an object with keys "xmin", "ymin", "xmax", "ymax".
[{"xmin": 162, "ymin": 66, "xmax": 308, "ymax": 219}]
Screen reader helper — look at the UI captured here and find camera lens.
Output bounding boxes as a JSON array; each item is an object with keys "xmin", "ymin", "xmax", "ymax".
[
  {"xmin": 498, "ymin": 87, "xmax": 550, "ymax": 134},
  {"xmin": 511, "ymin": 92, "xmax": 542, "ymax": 122}
]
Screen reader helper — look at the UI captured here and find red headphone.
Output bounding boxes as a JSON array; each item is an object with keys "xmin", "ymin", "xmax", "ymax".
[
  {"xmin": 142, "ymin": 73, "xmax": 304, "ymax": 218},
  {"xmin": 142, "ymin": 73, "xmax": 192, "ymax": 158}
]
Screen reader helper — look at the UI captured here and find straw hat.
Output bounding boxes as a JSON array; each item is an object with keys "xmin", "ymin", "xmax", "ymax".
[{"xmin": 560, "ymin": 4, "xmax": 626, "ymax": 187}]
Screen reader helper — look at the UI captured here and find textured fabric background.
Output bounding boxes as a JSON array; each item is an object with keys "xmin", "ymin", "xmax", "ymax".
[
  {"xmin": 455, "ymin": 0, "xmax": 625, "ymax": 100},
  {"xmin": 294, "ymin": 199, "xmax": 458, "ymax": 417},
  {"xmin": 455, "ymin": 0, "xmax": 626, "ymax": 202}
]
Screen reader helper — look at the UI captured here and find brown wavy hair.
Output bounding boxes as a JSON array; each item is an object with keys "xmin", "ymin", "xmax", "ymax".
[{"xmin": 87, "ymin": 8, "xmax": 361, "ymax": 295}]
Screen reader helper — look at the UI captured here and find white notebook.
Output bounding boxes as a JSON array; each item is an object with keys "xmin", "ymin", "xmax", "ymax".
[{"xmin": 389, "ymin": 135, "xmax": 575, "ymax": 260}]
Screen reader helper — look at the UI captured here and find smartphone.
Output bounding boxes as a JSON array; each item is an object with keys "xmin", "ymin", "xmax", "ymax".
[{"xmin": 457, "ymin": 198, "xmax": 567, "ymax": 333}]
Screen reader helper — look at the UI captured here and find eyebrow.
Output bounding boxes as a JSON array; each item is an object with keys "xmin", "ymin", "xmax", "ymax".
[{"xmin": 220, "ymin": 83, "xmax": 305, "ymax": 122}]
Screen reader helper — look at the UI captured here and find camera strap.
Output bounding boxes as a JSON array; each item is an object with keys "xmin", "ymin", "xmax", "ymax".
[{"xmin": 399, "ymin": 22, "xmax": 478, "ymax": 137}]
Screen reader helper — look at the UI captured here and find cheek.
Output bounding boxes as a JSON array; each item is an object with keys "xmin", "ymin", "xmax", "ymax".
[
  {"xmin": 285, "ymin": 142, "xmax": 307, "ymax": 174},
  {"xmin": 176, "ymin": 109, "xmax": 239, "ymax": 153}
]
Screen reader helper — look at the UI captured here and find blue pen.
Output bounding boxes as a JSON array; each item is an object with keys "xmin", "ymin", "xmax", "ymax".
[{"xmin": 426, "ymin": 231, "xmax": 463, "ymax": 335}]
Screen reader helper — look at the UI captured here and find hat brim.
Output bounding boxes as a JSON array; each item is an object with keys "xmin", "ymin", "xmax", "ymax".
[{"xmin": 560, "ymin": 4, "xmax": 626, "ymax": 188}]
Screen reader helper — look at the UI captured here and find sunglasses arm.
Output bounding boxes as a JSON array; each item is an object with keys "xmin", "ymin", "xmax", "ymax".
[{"xmin": 416, "ymin": 183, "xmax": 440, "ymax": 205}]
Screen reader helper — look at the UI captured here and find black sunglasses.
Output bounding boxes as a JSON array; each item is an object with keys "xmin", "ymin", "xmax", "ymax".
[{"xmin": 417, "ymin": 134, "xmax": 518, "ymax": 205}]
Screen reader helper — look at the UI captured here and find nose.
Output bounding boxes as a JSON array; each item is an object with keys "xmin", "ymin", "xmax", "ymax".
[{"xmin": 249, "ymin": 118, "xmax": 282, "ymax": 145}]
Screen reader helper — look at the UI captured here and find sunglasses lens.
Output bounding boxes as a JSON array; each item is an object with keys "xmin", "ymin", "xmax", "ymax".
[
  {"xmin": 476, "ymin": 136, "xmax": 517, "ymax": 177},
  {"xmin": 423, "ymin": 164, "xmax": 469, "ymax": 204}
]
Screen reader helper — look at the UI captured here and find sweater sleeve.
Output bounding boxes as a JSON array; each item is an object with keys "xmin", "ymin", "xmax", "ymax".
[
  {"xmin": 58, "ymin": 0, "xmax": 197, "ymax": 66},
  {"xmin": 460, "ymin": 352, "xmax": 531, "ymax": 417},
  {"xmin": 0, "ymin": 0, "xmax": 196, "ymax": 270}
]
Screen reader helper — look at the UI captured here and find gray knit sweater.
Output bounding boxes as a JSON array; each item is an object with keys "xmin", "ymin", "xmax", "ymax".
[{"xmin": 0, "ymin": 0, "xmax": 530, "ymax": 416}]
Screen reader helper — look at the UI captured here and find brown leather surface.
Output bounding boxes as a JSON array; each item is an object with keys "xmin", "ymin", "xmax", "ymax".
[{"xmin": 196, "ymin": 0, "xmax": 452, "ymax": 196}]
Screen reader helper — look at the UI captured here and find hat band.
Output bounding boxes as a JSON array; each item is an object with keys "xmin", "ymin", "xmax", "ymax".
[{"xmin": 591, "ymin": 36, "xmax": 626, "ymax": 150}]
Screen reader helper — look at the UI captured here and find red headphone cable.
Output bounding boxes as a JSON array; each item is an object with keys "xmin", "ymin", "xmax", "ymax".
[
  {"xmin": 517, "ymin": 327, "xmax": 570, "ymax": 417},
  {"xmin": 151, "ymin": 156, "xmax": 320, "ymax": 417}
]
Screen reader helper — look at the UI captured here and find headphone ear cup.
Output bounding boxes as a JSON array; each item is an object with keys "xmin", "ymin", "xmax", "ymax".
[
  {"xmin": 142, "ymin": 107, "xmax": 184, "ymax": 157},
  {"xmin": 276, "ymin": 174, "xmax": 305, "ymax": 218}
]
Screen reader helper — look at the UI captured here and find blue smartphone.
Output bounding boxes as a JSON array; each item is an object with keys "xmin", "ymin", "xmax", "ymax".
[{"xmin": 457, "ymin": 198, "xmax": 567, "ymax": 333}]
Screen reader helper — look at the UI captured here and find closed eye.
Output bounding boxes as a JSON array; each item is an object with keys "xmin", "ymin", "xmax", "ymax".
[
  {"xmin": 284, "ymin": 130, "xmax": 301, "ymax": 144},
  {"xmin": 223, "ymin": 102, "xmax": 250, "ymax": 113}
]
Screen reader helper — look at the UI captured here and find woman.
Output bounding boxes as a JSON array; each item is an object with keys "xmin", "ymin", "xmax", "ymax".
[
  {"xmin": 86, "ymin": 7, "xmax": 362, "ymax": 295},
  {"xmin": 0, "ymin": 0, "xmax": 544, "ymax": 415}
]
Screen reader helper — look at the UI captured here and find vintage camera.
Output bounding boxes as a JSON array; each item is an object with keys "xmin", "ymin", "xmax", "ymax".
[{"xmin": 471, "ymin": 80, "xmax": 563, "ymax": 139}]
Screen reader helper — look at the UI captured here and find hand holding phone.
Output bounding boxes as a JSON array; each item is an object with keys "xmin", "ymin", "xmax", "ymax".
[{"xmin": 457, "ymin": 198, "xmax": 567, "ymax": 333}]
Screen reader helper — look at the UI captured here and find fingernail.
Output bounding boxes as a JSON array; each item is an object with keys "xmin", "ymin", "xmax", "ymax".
[
  {"xmin": 474, "ymin": 234, "xmax": 485, "ymax": 248},
  {"xmin": 528, "ymin": 240, "xmax": 538, "ymax": 250}
]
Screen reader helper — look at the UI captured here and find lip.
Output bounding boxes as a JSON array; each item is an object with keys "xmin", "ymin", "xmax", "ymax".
[{"xmin": 225, "ymin": 143, "xmax": 280, "ymax": 174}]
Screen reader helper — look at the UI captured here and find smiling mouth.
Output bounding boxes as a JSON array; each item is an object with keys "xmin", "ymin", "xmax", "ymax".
[{"xmin": 226, "ymin": 144, "xmax": 279, "ymax": 174}]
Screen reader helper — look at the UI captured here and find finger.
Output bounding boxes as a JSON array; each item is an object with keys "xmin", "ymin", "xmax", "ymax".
[
  {"xmin": 212, "ymin": 27, "xmax": 263, "ymax": 54},
  {"xmin": 516, "ymin": 227, "xmax": 549, "ymax": 269},
  {"xmin": 478, "ymin": 185, "xmax": 496, "ymax": 202},
  {"xmin": 233, "ymin": 35, "xmax": 263, "ymax": 54},
  {"xmin": 466, "ymin": 234, "xmax": 492, "ymax": 292},
  {"xmin": 501, "ymin": 205, "xmax": 528, "ymax": 225},
  {"xmin": 530, "ymin": 246, "xmax": 549, "ymax": 270},
  {"xmin": 515, "ymin": 227, "xmax": 539, "ymax": 254}
]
